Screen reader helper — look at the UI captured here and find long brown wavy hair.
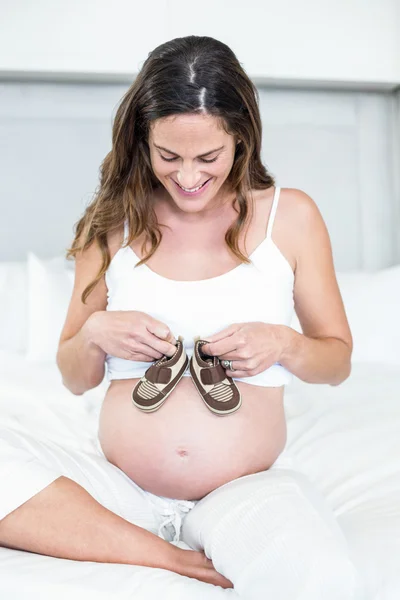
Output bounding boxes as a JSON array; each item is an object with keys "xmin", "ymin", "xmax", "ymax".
[{"xmin": 66, "ymin": 35, "xmax": 275, "ymax": 303}]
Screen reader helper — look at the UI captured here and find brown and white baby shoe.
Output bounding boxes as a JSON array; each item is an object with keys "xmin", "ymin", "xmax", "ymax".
[
  {"xmin": 189, "ymin": 337, "xmax": 242, "ymax": 416},
  {"xmin": 131, "ymin": 335, "xmax": 188, "ymax": 412}
]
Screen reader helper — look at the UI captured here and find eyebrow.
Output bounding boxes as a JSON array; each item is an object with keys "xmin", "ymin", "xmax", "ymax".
[{"xmin": 154, "ymin": 144, "xmax": 225, "ymax": 158}]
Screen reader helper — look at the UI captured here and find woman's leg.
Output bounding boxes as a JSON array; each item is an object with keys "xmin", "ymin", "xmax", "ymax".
[
  {"xmin": 0, "ymin": 427, "xmax": 237, "ymax": 599},
  {"xmin": 0, "ymin": 474, "xmax": 177, "ymax": 568},
  {"xmin": 0, "ymin": 427, "xmax": 173, "ymax": 566},
  {"xmin": 181, "ymin": 464, "xmax": 364, "ymax": 600},
  {"xmin": 0, "ymin": 427, "xmax": 236, "ymax": 600}
]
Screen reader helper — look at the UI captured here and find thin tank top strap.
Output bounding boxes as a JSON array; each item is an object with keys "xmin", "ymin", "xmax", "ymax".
[
  {"xmin": 123, "ymin": 218, "xmax": 129, "ymax": 245},
  {"xmin": 266, "ymin": 186, "xmax": 281, "ymax": 239}
]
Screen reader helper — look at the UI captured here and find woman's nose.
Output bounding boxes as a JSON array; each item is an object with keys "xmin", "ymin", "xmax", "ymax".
[{"xmin": 176, "ymin": 170, "xmax": 203, "ymax": 189}]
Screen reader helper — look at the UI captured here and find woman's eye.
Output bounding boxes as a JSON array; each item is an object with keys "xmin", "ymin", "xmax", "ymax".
[{"xmin": 160, "ymin": 156, "xmax": 218, "ymax": 164}]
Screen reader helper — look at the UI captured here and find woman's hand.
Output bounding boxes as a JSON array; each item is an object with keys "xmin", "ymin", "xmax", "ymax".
[
  {"xmin": 172, "ymin": 547, "xmax": 233, "ymax": 589},
  {"xmin": 201, "ymin": 322, "xmax": 289, "ymax": 378},
  {"xmin": 83, "ymin": 310, "xmax": 177, "ymax": 362}
]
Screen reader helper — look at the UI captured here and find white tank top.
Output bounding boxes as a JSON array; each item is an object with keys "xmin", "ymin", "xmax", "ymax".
[{"xmin": 105, "ymin": 186, "xmax": 295, "ymax": 387}]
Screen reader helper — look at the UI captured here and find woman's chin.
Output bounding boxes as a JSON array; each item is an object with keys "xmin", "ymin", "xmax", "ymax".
[{"xmin": 166, "ymin": 183, "xmax": 217, "ymax": 208}]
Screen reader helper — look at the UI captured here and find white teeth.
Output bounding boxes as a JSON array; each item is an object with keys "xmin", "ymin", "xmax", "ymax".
[
  {"xmin": 185, "ymin": 186, "xmax": 201, "ymax": 192},
  {"xmin": 176, "ymin": 180, "xmax": 208, "ymax": 193}
]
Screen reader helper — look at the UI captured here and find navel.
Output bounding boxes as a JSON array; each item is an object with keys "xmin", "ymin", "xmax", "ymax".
[{"xmin": 176, "ymin": 448, "xmax": 189, "ymax": 458}]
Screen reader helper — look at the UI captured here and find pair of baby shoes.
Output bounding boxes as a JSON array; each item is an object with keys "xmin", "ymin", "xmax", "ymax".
[{"xmin": 131, "ymin": 335, "xmax": 242, "ymax": 416}]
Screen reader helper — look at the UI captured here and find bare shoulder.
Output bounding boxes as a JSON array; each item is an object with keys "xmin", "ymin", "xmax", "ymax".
[
  {"xmin": 279, "ymin": 187, "xmax": 332, "ymax": 261},
  {"xmin": 251, "ymin": 186, "xmax": 330, "ymax": 278},
  {"xmin": 73, "ymin": 224, "xmax": 124, "ymax": 270},
  {"xmin": 271, "ymin": 187, "xmax": 327, "ymax": 270},
  {"xmin": 278, "ymin": 188, "xmax": 353, "ymax": 353},
  {"xmin": 252, "ymin": 186, "xmax": 319, "ymax": 274},
  {"xmin": 58, "ymin": 224, "xmax": 124, "ymax": 346},
  {"xmin": 107, "ymin": 225, "xmax": 125, "ymax": 260},
  {"xmin": 273, "ymin": 187, "xmax": 322, "ymax": 228}
]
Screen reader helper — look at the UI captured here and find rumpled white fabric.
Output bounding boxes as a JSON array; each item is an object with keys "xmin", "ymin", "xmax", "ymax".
[{"xmin": 0, "ymin": 351, "xmax": 399, "ymax": 599}]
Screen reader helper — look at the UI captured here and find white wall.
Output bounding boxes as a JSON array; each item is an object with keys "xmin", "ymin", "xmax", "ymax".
[
  {"xmin": 393, "ymin": 90, "xmax": 400, "ymax": 261},
  {"xmin": 1, "ymin": 81, "xmax": 397, "ymax": 270},
  {"xmin": 1, "ymin": 0, "xmax": 400, "ymax": 87}
]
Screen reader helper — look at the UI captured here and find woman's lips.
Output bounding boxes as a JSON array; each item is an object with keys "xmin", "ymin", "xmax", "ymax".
[
  {"xmin": 171, "ymin": 177, "xmax": 212, "ymax": 196},
  {"xmin": 173, "ymin": 178, "xmax": 210, "ymax": 190}
]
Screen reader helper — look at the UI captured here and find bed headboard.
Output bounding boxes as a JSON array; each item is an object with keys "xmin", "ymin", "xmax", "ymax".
[{"xmin": 0, "ymin": 81, "xmax": 399, "ymax": 271}]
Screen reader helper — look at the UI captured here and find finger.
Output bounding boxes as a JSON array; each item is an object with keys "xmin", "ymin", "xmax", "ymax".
[
  {"xmin": 224, "ymin": 369, "xmax": 247, "ymax": 378},
  {"xmin": 202, "ymin": 324, "xmax": 238, "ymax": 344},
  {"xmin": 220, "ymin": 359, "xmax": 251, "ymax": 371},
  {"xmin": 129, "ymin": 341, "xmax": 164, "ymax": 360},
  {"xmin": 164, "ymin": 330, "xmax": 177, "ymax": 345},
  {"xmin": 202, "ymin": 337, "xmax": 238, "ymax": 357},
  {"xmin": 130, "ymin": 353, "xmax": 159, "ymax": 362},
  {"xmin": 149, "ymin": 337, "xmax": 178, "ymax": 357},
  {"xmin": 217, "ymin": 351, "xmax": 239, "ymax": 361},
  {"xmin": 146, "ymin": 322, "xmax": 177, "ymax": 345},
  {"xmin": 139, "ymin": 335, "xmax": 177, "ymax": 358}
]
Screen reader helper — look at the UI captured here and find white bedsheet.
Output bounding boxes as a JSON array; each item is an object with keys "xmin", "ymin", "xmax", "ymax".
[{"xmin": 0, "ymin": 350, "xmax": 399, "ymax": 599}]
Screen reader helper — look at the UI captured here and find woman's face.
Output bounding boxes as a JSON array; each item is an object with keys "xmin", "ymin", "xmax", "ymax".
[{"xmin": 148, "ymin": 113, "xmax": 239, "ymax": 214}]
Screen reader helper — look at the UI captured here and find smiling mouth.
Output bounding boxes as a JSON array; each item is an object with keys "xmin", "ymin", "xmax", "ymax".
[{"xmin": 173, "ymin": 178, "xmax": 212, "ymax": 192}]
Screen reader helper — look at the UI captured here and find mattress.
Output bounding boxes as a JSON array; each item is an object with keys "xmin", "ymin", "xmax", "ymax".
[{"xmin": 0, "ymin": 350, "xmax": 399, "ymax": 599}]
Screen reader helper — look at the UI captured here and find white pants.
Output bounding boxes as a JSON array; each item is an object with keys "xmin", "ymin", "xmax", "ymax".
[{"xmin": 0, "ymin": 426, "xmax": 364, "ymax": 600}]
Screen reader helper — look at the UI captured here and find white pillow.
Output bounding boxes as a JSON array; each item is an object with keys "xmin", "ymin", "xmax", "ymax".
[
  {"xmin": 290, "ymin": 267, "xmax": 400, "ymax": 366},
  {"xmin": 0, "ymin": 261, "xmax": 28, "ymax": 352},
  {"xmin": 344, "ymin": 265, "xmax": 400, "ymax": 365},
  {"xmin": 27, "ymin": 252, "xmax": 74, "ymax": 362},
  {"xmin": 289, "ymin": 271, "xmax": 371, "ymax": 333}
]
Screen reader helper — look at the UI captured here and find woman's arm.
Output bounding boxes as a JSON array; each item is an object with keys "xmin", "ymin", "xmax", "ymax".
[
  {"xmin": 57, "ymin": 316, "xmax": 106, "ymax": 396},
  {"xmin": 278, "ymin": 189, "xmax": 353, "ymax": 386},
  {"xmin": 56, "ymin": 235, "xmax": 110, "ymax": 395},
  {"xmin": 279, "ymin": 327, "xmax": 351, "ymax": 386}
]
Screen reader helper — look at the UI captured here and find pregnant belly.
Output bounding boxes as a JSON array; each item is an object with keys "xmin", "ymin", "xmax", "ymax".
[{"xmin": 98, "ymin": 375, "xmax": 287, "ymax": 501}]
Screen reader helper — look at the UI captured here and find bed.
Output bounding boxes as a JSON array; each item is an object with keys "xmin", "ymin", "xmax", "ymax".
[{"xmin": 0, "ymin": 254, "xmax": 399, "ymax": 599}]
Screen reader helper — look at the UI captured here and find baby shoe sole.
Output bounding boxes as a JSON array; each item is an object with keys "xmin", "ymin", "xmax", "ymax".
[{"xmin": 132, "ymin": 354, "xmax": 189, "ymax": 412}]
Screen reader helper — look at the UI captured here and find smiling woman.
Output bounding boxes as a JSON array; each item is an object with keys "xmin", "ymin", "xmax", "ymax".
[
  {"xmin": 148, "ymin": 113, "xmax": 240, "ymax": 205},
  {"xmin": 0, "ymin": 34, "xmax": 359, "ymax": 599},
  {"xmin": 97, "ymin": 180, "xmax": 294, "ymax": 501},
  {"xmin": 171, "ymin": 174, "xmax": 213, "ymax": 196}
]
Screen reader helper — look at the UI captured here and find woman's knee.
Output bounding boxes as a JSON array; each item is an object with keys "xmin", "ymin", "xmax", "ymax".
[
  {"xmin": 181, "ymin": 469, "xmax": 330, "ymax": 550},
  {"xmin": 180, "ymin": 468, "xmax": 359, "ymax": 595}
]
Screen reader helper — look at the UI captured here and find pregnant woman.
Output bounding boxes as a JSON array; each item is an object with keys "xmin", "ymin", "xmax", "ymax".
[{"xmin": 0, "ymin": 36, "xmax": 361, "ymax": 599}]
